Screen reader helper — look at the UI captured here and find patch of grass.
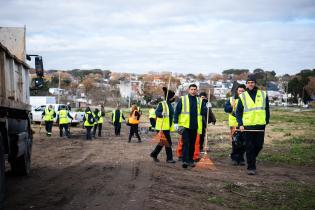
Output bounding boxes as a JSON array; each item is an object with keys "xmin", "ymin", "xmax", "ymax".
[
  {"xmin": 207, "ymin": 196, "xmax": 225, "ymax": 205},
  {"xmin": 271, "ymin": 128, "xmax": 284, "ymax": 132},
  {"xmin": 210, "ymin": 181, "xmax": 315, "ymax": 210},
  {"xmin": 259, "ymin": 136, "xmax": 315, "ymax": 165}
]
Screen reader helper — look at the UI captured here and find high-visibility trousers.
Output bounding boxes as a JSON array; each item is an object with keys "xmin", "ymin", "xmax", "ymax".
[{"xmin": 176, "ymin": 134, "xmax": 201, "ymax": 161}]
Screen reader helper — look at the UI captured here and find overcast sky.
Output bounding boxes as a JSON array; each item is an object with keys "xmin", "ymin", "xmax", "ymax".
[{"xmin": 1, "ymin": 0, "xmax": 315, "ymax": 75}]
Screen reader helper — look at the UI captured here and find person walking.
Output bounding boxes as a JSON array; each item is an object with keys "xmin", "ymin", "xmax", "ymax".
[
  {"xmin": 174, "ymin": 84, "xmax": 206, "ymax": 168},
  {"xmin": 128, "ymin": 105, "xmax": 141, "ymax": 143},
  {"xmin": 148, "ymin": 106, "xmax": 156, "ymax": 131},
  {"xmin": 236, "ymin": 75, "xmax": 270, "ymax": 175},
  {"xmin": 112, "ymin": 105, "xmax": 125, "ymax": 136},
  {"xmin": 83, "ymin": 107, "xmax": 95, "ymax": 140},
  {"xmin": 42, "ymin": 104, "xmax": 56, "ymax": 136},
  {"xmin": 57, "ymin": 106, "xmax": 73, "ymax": 138},
  {"xmin": 150, "ymin": 87, "xmax": 176, "ymax": 163},
  {"xmin": 224, "ymin": 84, "xmax": 246, "ymax": 166},
  {"xmin": 93, "ymin": 108, "xmax": 105, "ymax": 137}
]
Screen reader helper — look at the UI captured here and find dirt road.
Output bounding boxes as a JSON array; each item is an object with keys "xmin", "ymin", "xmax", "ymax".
[{"xmin": 4, "ymin": 123, "xmax": 315, "ymax": 210}]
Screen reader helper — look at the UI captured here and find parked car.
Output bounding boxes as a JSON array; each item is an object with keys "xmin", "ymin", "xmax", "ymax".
[{"xmin": 31, "ymin": 104, "xmax": 84, "ymax": 126}]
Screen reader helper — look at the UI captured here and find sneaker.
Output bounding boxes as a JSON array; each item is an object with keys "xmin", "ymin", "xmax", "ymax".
[
  {"xmin": 239, "ymin": 161, "xmax": 246, "ymax": 166},
  {"xmin": 166, "ymin": 160, "xmax": 176, "ymax": 164},
  {"xmin": 182, "ymin": 162, "xmax": 188, "ymax": 168},
  {"xmin": 247, "ymin": 170, "xmax": 256, "ymax": 175},
  {"xmin": 231, "ymin": 160, "xmax": 238, "ymax": 166}
]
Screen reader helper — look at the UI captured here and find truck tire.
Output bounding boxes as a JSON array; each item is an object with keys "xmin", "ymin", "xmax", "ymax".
[
  {"xmin": 10, "ymin": 135, "xmax": 31, "ymax": 176},
  {"xmin": 0, "ymin": 132, "xmax": 5, "ymax": 209}
]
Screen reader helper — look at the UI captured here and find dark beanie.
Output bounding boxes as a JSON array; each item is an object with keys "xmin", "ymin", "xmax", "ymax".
[
  {"xmin": 199, "ymin": 92, "xmax": 207, "ymax": 98},
  {"xmin": 247, "ymin": 74, "xmax": 257, "ymax": 83},
  {"xmin": 162, "ymin": 87, "xmax": 175, "ymax": 100}
]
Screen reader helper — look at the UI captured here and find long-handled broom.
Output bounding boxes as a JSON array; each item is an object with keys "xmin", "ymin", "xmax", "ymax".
[{"xmin": 196, "ymin": 89, "xmax": 216, "ymax": 170}]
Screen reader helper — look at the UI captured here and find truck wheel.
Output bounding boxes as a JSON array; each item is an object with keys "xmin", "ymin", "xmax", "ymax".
[
  {"xmin": 0, "ymin": 133, "xmax": 5, "ymax": 208},
  {"xmin": 10, "ymin": 136, "xmax": 31, "ymax": 176}
]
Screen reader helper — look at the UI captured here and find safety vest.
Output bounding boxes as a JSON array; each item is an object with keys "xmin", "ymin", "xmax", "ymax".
[
  {"xmin": 178, "ymin": 95, "xmax": 203, "ymax": 134},
  {"xmin": 97, "ymin": 111, "xmax": 103, "ymax": 124},
  {"xmin": 59, "ymin": 110, "xmax": 69, "ymax": 124},
  {"xmin": 228, "ymin": 97, "xmax": 239, "ymax": 127},
  {"xmin": 128, "ymin": 111, "xmax": 139, "ymax": 124},
  {"xmin": 239, "ymin": 90, "xmax": 267, "ymax": 126},
  {"xmin": 155, "ymin": 101, "xmax": 174, "ymax": 131},
  {"xmin": 44, "ymin": 108, "xmax": 55, "ymax": 121},
  {"xmin": 112, "ymin": 110, "xmax": 123, "ymax": 123},
  {"xmin": 84, "ymin": 111, "xmax": 95, "ymax": 127},
  {"xmin": 149, "ymin": 108, "xmax": 156, "ymax": 119}
]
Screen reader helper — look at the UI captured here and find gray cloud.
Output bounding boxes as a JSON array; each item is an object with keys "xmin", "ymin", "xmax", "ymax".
[{"xmin": 0, "ymin": 0, "xmax": 314, "ymax": 74}]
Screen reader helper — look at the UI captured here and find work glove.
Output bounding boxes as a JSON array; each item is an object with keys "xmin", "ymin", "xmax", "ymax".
[
  {"xmin": 174, "ymin": 124, "xmax": 179, "ymax": 131},
  {"xmin": 206, "ymin": 102, "xmax": 212, "ymax": 108}
]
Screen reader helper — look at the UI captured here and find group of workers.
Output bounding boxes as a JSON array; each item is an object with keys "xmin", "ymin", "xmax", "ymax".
[
  {"xmin": 41, "ymin": 74, "xmax": 269, "ymax": 175},
  {"xmin": 149, "ymin": 74, "xmax": 269, "ymax": 175}
]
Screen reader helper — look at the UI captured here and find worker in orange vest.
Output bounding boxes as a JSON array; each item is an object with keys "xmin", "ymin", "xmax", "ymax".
[{"xmin": 128, "ymin": 105, "xmax": 141, "ymax": 143}]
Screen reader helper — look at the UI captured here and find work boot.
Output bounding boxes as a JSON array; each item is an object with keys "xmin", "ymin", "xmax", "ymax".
[
  {"xmin": 165, "ymin": 147, "xmax": 174, "ymax": 162},
  {"xmin": 150, "ymin": 154, "xmax": 160, "ymax": 162},
  {"xmin": 182, "ymin": 162, "xmax": 188, "ymax": 168},
  {"xmin": 247, "ymin": 170, "xmax": 256, "ymax": 175}
]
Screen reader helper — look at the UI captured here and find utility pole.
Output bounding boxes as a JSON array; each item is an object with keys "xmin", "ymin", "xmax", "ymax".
[{"xmin": 58, "ymin": 71, "xmax": 61, "ymax": 104}]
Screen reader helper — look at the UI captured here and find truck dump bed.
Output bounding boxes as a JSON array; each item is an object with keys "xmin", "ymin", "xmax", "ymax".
[{"xmin": 0, "ymin": 42, "xmax": 31, "ymax": 111}]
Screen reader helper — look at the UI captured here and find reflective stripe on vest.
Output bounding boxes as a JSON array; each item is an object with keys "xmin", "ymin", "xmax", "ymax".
[
  {"xmin": 112, "ymin": 110, "xmax": 123, "ymax": 123},
  {"xmin": 59, "ymin": 110, "xmax": 69, "ymax": 124},
  {"xmin": 44, "ymin": 108, "xmax": 55, "ymax": 121},
  {"xmin": 178, "ymin": 95, "xmax": 203, "ymax": 134},
  {"xmin": 155, "ymin": 101, "xmax": 174, "ymax": 131},
  {"xmin": 228, "ymin": 97, "xmax": 239, "ymax": 127},
  {"xmin": 240, "ymin": 90, "xmax": 267, "ymax": 126},
  {"xmin": 149, "ymin": 108, "xmax": 156, "ymax": 118},
  {"xmin": 97, "ymin": 111, "xmax": 103, "ymax": 124}
]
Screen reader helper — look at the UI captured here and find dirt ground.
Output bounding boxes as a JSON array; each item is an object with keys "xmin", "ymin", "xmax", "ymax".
[{"xmin": 3, "ymin": 121, "xmax": 315, "ymax": 210}]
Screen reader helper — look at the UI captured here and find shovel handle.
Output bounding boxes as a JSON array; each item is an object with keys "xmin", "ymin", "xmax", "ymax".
[{"xmin": 235, "ymin": 129, "xmax": 265, "ymax": 132}]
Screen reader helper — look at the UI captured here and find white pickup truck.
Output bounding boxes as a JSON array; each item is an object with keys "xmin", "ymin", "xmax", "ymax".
[{"xmin": 31, "ymin": 104, "xmax": 85, "ymax": 126}]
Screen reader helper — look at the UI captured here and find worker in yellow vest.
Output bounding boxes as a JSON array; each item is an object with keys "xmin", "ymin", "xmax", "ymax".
[
  {"xmin": 93, "ymin": 108, "xmax": 105, "ymax": 137},
  {"xmin": 236, "ymin": 74, "xmax": 270, "ymax": 175},
  {"xmin": 57, "ymin": 106, "xmax": 73, "ymax": 138},
  {"xmin": 174, "ymin": 84, "xmax": 207, "ymax": 168},
  {"xmin": 128, "ymin": 105, "xmax": 141, "ymax": 143},
  {"xmin": 150, "ymin": 87, "xmax": 176, "ymax": 163},
  {"xmin": 83, "ymin": 107, "xmax": 95, "ymax": 140},
  {"xmin": 148, "ymin": 106, "xmax": 156, "ymax": 131},
  {"xmin": 41, "ymin": 105, "xmax": 56, "ymax": 136},
  {"xmin": 112, "ymin": 105, "xmax": 125, "ymax": 136},
  {"xmin": 224, "ymin": 84, "xmax": 246, "ymax": 166}
]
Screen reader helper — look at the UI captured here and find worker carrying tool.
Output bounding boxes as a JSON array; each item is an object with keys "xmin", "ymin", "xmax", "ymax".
[
  {"xmin": 174, "ymin": 84, "xmax": 207, "ymax": 168},
  {"xmin": 148, "ymin": 106, "xmax": 156, "ymax": 131},
  {"xmin": 57, "ymin": 105, "xmax": 73, "ymax": 138},
  {"xmin": 93, "ymin": 107, "xmax": 105, "ymax": 137},
  {"xmin": 224, "ymin": 84, "xmax": 246, "ymax": 166},
  {"xmin": 111, "ymin": 105, "xmax": 125, "ymax": 136},
  {"xmin": 150, "ymin": 87, "xmax": 176, "ymax": 163},
  {"xmin": 236, "ymin": 74, "xmax": 270, "ymax": 175},
  {"xmin": 41, "ymin": 104, "xmax": 56, "ymax": 136}
]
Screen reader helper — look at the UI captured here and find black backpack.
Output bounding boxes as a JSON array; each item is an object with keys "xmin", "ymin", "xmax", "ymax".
[{"xmin": 87, "ymin": 113, "xmax": 95, "ymax": 124}]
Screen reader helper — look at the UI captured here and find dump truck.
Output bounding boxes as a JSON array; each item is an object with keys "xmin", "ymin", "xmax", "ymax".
[{"xmin": 0, "ymin": 27, "xmax": 44, "ymax": 208}]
